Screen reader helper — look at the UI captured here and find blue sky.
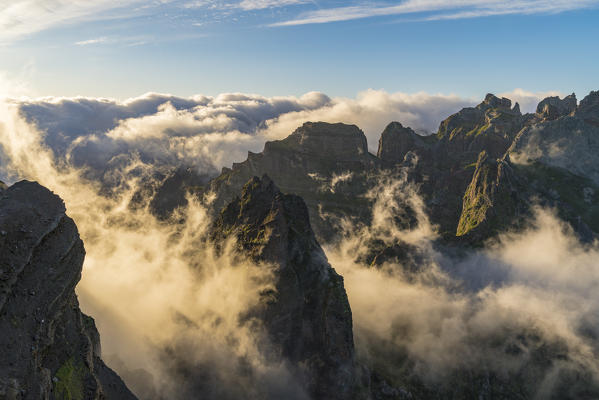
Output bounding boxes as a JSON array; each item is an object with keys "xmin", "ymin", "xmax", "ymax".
[{"xmin": 1, "ymin": 0, "xmax": 599, "ymax": 99}]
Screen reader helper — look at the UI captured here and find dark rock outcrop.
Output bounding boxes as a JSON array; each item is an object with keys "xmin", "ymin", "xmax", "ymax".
[
  {"xmin": 376, "ymin": 122, "xmax": 431, "ymax": 165},
  {"xmin": 477, "ymin": 93, "xmax": 512, "ymax": 111},
  {"xmin": 0, "ymin": 181, "xmax": 136, "ymax": 400},
  {"xmin": 437, "ymin": 94, "xmax": 524, "ymax": 160},
  {"xmin": 211, "ymin": 175, "xmax": 358, "ymax": 400},
  {"xmin": 280, "ymin": 122, "xmax": 369, "ymax": 159},
  {"xmin": 536, "ymin": 93, "xmax": 577, "ymax": 120},
  {"xmin": 575, "ymin": 90, "xmax": 599, "ymax": 126},
  {"xmin": 209, "ymin": 122, "xmax": 381, "ymax": 241}
]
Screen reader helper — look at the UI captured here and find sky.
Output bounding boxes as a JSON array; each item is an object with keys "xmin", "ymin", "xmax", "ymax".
[{"xmin": 1, "ymin": 0, "xmax": 599, "ymax": 99}]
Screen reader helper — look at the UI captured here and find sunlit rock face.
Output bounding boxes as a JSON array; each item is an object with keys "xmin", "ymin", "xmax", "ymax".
[
  {"xmin": 0, "ymin": 181, "xmax": 136, "ymax": 400},
  {"xmin": 211, "ymin": 175, "xmax": 359, "ymax": 400}
]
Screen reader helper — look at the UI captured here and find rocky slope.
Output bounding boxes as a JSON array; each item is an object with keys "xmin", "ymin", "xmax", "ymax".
[
  {"xmin": 0, "ymin": 181, "xmax": 136, "ymax": 400},
  {"xmin": 376, "ymin": 91, "xmax": 599, "ymax": 241},
  {"xmin": 210, "ymin": 175, "xmax": 360, "ymax": 400}
]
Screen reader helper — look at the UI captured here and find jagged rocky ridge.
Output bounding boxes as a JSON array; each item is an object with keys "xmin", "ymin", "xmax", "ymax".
[
  {"xmin": 149, "ymin": 91, "xmax": 599, "ymax": 247},
  {"xmin": 0, "ymin": 181, "xmax": 136, "ymax": 400}
]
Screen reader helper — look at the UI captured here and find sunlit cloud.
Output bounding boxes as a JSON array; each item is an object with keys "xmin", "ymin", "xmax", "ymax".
[
  {"xmin": 75, "ymin": 36, "xmax": 108, "ymax": 46},
  {"xmin": 238, "ymin": 0, "xmax": 310, "ymax": 10},
  {"xmin": 183, "ymin": 0, "xmax": 309, "ymax": 10},
  {"xmin": 4, "ymin": 87, "xmax": 557, "ymax": 180}
]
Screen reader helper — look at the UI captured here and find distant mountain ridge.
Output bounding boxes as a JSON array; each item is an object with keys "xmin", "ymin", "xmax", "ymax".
[{"xmin": 148, "ymin": 90, "xmax": 599, "ymax": 246}]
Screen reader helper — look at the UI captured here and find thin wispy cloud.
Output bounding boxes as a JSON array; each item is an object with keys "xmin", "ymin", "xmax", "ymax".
[
  {"xmin": 75, "ymin": 37, "xmax": 108, "ymax": 46},
  {"xmin": 238, "ymin": 0, "xmax": 310, "ymax": 10},
  {"xmin": 270, "ymin": 0, "xmax": 599, "ymax": 26},
  {"xmin": 183, "ymin": 0, "xmax": 308, "ymax": 10},
  {"xmin": 0, "ymin": 0, "xmax": 163, "ymax": 44}
]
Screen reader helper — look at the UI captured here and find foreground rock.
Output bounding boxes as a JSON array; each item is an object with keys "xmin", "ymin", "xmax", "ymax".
[
  {"xmin": 0, "ymin": 181, "xmax": 136, "ymax": 400},
  {"xmin": 211, "ymin": 175, "xmax": 359, "ymax": 400}
]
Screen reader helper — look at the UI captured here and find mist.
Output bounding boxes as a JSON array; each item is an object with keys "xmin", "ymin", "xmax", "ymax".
[
  {"xmin": 325, "ymin": 170, "xmax": 599, "ymax": 397},
  {"xmin": 0, "ymin": 98, "xmax": 308, "ymax": 399}
]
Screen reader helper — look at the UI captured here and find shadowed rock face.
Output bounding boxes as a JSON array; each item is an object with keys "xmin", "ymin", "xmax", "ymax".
[
  {"xmin": 0, "ymin": 181, "xmax": 136, "ymax": 400},
  {"xmin": 211, "ymin": 175, "xmax": 358, "ymax": 400},
  {"xmin": 436, "ymin": 93, "xmax": 524, "ymax": 160},
  {"xmin": 283, "ymin": 122, "xmax": 369, "ymax": 159},
  {"xmin": 377, "ymin": 122, "xmax": 432, "ymax": 165}
]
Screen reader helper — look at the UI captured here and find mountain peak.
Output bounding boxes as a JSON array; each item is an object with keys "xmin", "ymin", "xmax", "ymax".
[
  {"xmin": 512, "ymin": 102, "xmax": 521, "ymax": 114},
  {"xmin": 377, "ymin": 121, "xmax": 427, "ymax": 164},
  {"xmin": 536, "ymin": 93, "xmax": 577, "ymax": 120},
  {"xmin": 285, "ymin": 121, "xmax": 369, "ymax": 158},
  {"xmin": 575, "ymin": 90, "xmax": 599, "ymax": 126},
  {"xmin": 477, "ymin": 93, "xmax": 512, "ymax": 111},
  {"xmin": 211, "ymin": 175, "xmax": 358, "ymax": 398}
]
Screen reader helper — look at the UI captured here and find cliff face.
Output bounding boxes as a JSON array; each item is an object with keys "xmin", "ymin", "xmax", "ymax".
[
  {"xmin": 209, "ymin": 122, "xmax": 381, "ymax": 241},
  {"xmin": 211, "ymin": 175, "xmax": 358, "ymax": 400},
  {"xmin": 0, "ymin": 181, "xmax": 136, "ymax": 400}
]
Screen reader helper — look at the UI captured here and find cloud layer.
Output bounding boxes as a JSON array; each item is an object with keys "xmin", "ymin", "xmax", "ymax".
[{"xmin": 7, "ymin": 88, "xmax": 556, "ymax": 183}]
